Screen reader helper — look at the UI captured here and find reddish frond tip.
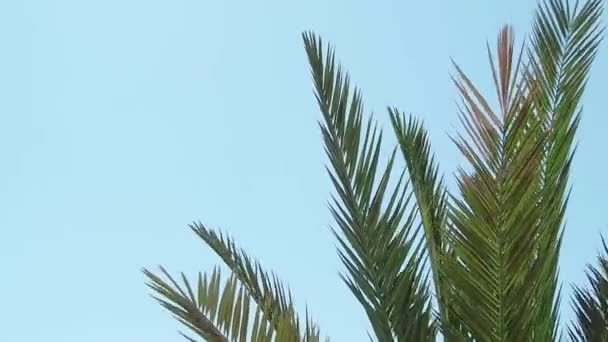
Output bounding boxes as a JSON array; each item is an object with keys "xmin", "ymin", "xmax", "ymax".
[{"xmin": 496, "ymin": 25, "xmax": 517, "ymax": 118}]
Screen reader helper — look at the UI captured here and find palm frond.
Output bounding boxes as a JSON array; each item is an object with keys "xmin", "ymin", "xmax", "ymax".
[
  {"xmin": 569, "ymin": 237, "xmax": 608, "ymax": 341},
  {"xmin": 145, "ymin": 224, "xmax": 326, "ymax": 341},
  {"xmin": 439, "ymin": 0, "xmax": 604, "ymax": 338},
  {"xmin": 188, "ymin": 223, "xmax": 322, "ymax": 336},
  {"xmin": 524, "ymin": 0, "xmax": 605, "ymax": 338},
  {"xmin": 443, "ymin": 25, "xmax": 555, "ymax": 340},
  {"xmin": 302, "ymin": 32, "xmax": 435, "ymax": 341},
  {"xmin": 389, "ymin": 111, "xmax": 452, "ymax": 331},
  {"xmin": 144, "ymin": 266, "xmax": 229, "ymax": 341},
  {"xmin": 144, "ymin": 266, "xmax": 322, "ymax": 342}
]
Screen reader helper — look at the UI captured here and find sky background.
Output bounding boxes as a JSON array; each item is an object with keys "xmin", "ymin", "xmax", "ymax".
[{"xmin": 2, "ymin": 1, "xmax": 607, "ymax": 341}]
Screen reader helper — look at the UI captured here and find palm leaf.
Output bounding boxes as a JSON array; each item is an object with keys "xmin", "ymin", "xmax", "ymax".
[
  {"xmin": 144, "ymin": 224, "xmax": 326, "ymax": 341},
  {"xmin": 569, "ymin": 237, "xmax": 608, "ymax": 341},
  {"xmin": 144, "ymin": 266, "xmax": 322, "ymax": 341},
  {"xmin": 438, "ymin": 1, "xmax": 604, "ymax": 339},
  {"xmin": 388, "ymin": 111, "xmax": 453, "ymax": 332},
  {"xmin": 302, "ymin": 32, "xmax": 435, "ymax": 341},
  {"xmin": 526, "ymin": 0, "xmax": 604, "ymax": 338},
  {"xmin": 144, "ymin": 266, "xmax": 229, "ymax": 341},
  {"xmin": 442, "ymin": 25, "xmax": 555, "ymax": 340},
  {"xmin": 188, "ymin": 223, "xmax": 321, "ymax": 335}
]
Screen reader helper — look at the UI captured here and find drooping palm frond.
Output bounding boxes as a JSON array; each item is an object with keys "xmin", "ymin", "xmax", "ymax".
[
  {"xmin": 144, "ymin": 267, "xmax": 231, "ymax": 341},
  {"xmin": 569, "ymin": 237, "xmax": 608, "ymax": 341},
  {"xmin": 189, "ymin": 223, "xmax": 321, "ymax": 335},
  {"xmin": 302, "ymin": 32, "xmax": 435, "ymax": 341},
  {"xmin": 144, "ymin": 225, "xmax": 326, "ymax": 341},
  {"xmin": 144, "ymin": 266, "xmax": 323, "ymax": 342}
]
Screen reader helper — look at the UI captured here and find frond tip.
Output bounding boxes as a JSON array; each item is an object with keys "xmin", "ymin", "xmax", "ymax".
[{"xmin": 569, "ymin": 237, "xmax": 608, "ymax": 341}]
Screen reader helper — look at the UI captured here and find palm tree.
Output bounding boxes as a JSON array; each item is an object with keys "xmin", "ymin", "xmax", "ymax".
[{"xmin": 143, "ymin": 0, "xmax": 607, "ymax": 340}]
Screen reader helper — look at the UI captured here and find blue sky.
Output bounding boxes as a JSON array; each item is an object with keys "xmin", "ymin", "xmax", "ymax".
[{"xmin": 2, "ymin": 0, "xmax": 607, "ymax": 341}]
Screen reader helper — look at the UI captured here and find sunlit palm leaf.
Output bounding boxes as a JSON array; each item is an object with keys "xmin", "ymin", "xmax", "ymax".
[
  {"xmin": 569, "ymin": 237, "xmax": 608, "ymax": 341},
  {"xmin": 144, "ymin": 266, "xmax": 230, "ymax": 341},
  {"xmin": 144, "ymin": 224, "xmax": 326, "ymax": 341},
  {"xmin": 302, "ymin": 32, "xmax": 435, "ymax": 341},
  {"xmin": 144, "ymin": 266, "xmax": 324, "ymax": 342},
  {"xmin": 188, "ymin": 223, "xmax": 323, "ymax": 336}
]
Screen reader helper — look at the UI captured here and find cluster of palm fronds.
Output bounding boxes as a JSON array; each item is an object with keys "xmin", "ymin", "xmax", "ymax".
[{"xmin": 143, "ymin": 0, "xmax": 607, "ymax": 340}]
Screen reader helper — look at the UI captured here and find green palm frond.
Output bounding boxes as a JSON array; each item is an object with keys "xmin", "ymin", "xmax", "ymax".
[
  {"xmin": 144, "ymin": 266, "xmax": 230, "ymax": 341},
  {"xmin": 442, "ymin": 25, "xmax": 554, "ymax": 340},
  {"xmin": 435, "ymin": 0, "xmax": 603, "ymax": 339},
  {"xmin": 188, "ymin": 223, "xmax": 319, "ymax": 334},
  {"xmin": 302, "ymin": 32, "xmax": 435, "ymax": 341},
  {"xmin": 144, "ymin": 225, "xmax": 326, "ymax": 341},
  {"xmin": 569, "ymin": 237, "xmax": 608, "ymax": 341},
  {"xmin": 144, "ymin": 266, "xmax": 323, "ymax": 342},
  {"xmin": 388, "ymin": 112, "xmax": 452, "ymax": 329},
  {"xmin": 526, "ymin": 0, "xmax": 604, "ymax": 337}
]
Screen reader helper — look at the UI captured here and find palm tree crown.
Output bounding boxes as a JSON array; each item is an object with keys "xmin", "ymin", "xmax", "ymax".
[{"xmin": 144, "ymin": 0, "xmax": 607, "ymax": 340}]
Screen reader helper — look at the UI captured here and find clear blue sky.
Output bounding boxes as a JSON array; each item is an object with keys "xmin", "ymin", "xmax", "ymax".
[{"xmin": 2, "ymin": 1, "xmax": 607, "ymax": 341}]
